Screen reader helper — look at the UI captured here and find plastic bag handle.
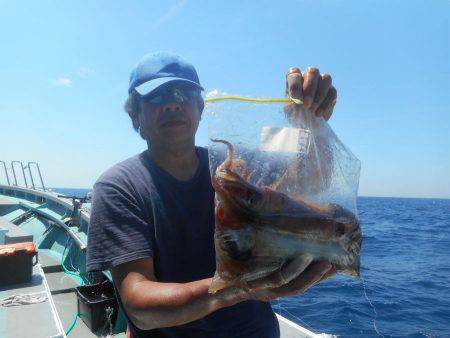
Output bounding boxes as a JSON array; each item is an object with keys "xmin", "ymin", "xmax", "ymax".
[{"xmin": 205, "ymin": 96, "xmax": 292, "ymax": 103}]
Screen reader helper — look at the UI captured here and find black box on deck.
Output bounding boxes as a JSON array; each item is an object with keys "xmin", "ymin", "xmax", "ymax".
[
  {"xmin": 76, "ymin": 280, "xmax": 118, "ymax": 333},
  {"xmin": 0, "ymin": 242, "xmax": 37, "ymax": 286}
]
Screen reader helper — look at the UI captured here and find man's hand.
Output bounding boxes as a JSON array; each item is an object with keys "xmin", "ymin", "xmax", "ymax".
[
  {"xmin": 243, "ymin": 260, "xmax": 336, "ymax": 302},
  {"xmin": 285, "ymin": 67, "xmax": 337, "ymax": 121}
]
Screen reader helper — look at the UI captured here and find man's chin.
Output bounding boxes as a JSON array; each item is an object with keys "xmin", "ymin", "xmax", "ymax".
[{"xmin": 158, "ymin": 128, "xmax": 193, "ymax": 144}]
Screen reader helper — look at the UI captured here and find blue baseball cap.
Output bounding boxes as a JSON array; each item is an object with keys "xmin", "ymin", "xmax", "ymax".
[{"xmin": 128, "ymin": 51, "xmax": 204, "ymax": 96}]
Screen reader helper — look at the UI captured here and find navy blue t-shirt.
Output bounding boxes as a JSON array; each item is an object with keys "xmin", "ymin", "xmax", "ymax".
[{"xmin": 86, "ymin": 147, "xmax": 279, "ymax": 337}]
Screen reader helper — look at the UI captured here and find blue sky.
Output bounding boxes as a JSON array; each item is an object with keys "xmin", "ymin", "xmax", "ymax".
[{"xmin": 0, "ymin": 0, "xmax": 448, "ymax": 198}]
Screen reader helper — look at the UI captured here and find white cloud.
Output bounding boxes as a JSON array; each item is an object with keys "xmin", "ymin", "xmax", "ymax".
[
  {"xmin": 206, "ymin": 89, "xmax": 228, "ymax": 97},
  {"xmin": 52, "ymin": 78, "xmax": 72, "ymax": 87},
  {"xmin": 78, "ymin": 67, "xmax": 94, "ymax": 78}
]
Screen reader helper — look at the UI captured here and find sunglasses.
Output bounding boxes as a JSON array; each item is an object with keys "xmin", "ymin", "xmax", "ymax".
[{"xmin": 140, "ymin": 85, "xmax": 201, "ymax": 105}]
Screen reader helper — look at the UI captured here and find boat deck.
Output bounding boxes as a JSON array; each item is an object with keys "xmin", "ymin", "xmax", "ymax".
[
  {"xmin": 0, "ymin": 249, "xmax": 126, "ymax": 338},
  {"xmin": 0, "ymin": 263, "xmax": 65, "ymax": 337},
  {"xmin": 0, "ymin": 189, "xmax": 125, "ymax": 338}
]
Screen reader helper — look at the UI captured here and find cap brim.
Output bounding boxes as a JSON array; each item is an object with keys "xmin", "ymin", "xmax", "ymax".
[{"xmin": 134, "ymin": 77, "xmax": 204, "ymax": 96}]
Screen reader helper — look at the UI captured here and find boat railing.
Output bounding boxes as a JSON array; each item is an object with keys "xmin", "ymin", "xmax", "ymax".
[
  {"xmin": 27, "ymin": 162, "xmax": 46, "ymax": 191},
  {"xmin": 0, "ymin": 160, "xmax": 46, "ymax": 191},
  {"xmin": 0, "ymin": 161, "xmax": 10, "ymax": 185}
]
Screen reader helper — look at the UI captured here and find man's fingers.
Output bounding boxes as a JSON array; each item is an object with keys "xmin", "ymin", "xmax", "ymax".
[
  {"xmin": 310, "ymin": 74, "xmax": 332, "ymax": 114},
  {"xmin": 248, "ymin": 254, "xmax": 313, "ymax": 290},
  {"xmin": 318, "ymin": 265, "xmax": 336, "ymax": 282},
  {"xmin": 268, "ymin": 261, "xmax": 332, "ymax": 297},
  {"xmin": 286, "ymin": 67, "xmax": 304, "ymax": 103},
  {"xmin": 302, "ymin": 67, "xmax": 320, "ymax": 109},
  {"xmin": 317, "ymin": 86, "xmax": 337, "ymax": 121},
  {"xmin": 322, "ymin": 99, "xmax": 336, "ymax": 121},
  {"xmin": 279, "ymin": 254, "xmax": 313, "ymax": 285},
  {"xmin": 285, "ymin": 66, "xmax": 337, "ymax": 122},
  {"xmin": 286, "ymin": 261, "xmax": 331, "ymax": 292}
]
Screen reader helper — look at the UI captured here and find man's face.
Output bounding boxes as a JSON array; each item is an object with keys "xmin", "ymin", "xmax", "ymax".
[{"xmin": 137, "ymin": 84, "xmax": 204, "ymax": 146}]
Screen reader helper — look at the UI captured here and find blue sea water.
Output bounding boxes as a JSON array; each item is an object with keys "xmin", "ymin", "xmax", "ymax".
[
  {"xmin": 272, "ymin": 197, "xmax": 450, "ymax": 338},
  {"xmin": 52, "ymin": 189, "xmax": 450, "ymax": 337},
  {"xmin": 51, "ymin": 187, "xmax": 92, "ymax": 198}
]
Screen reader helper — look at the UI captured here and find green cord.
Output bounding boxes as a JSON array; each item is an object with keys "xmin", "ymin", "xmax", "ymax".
[
  {"xmin": 61, "ymin": 244, "xmax": 84, "ymax": 284},
  {"xmin": 65, "ymin": 310, "xmax": 79, "ymax": 335},
  {"xmin": 61, "ymin": 243, "xmax": 84, "ymax": 335}
]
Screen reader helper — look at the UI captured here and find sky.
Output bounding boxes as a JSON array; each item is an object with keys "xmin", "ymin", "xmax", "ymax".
[{"xmin": 0, "ymin": 0, "xmax": 449, "ymax": 198}]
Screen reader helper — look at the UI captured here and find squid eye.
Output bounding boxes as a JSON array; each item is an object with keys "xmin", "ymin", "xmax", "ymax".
[{"xmin": 246, "ymin": 191, "xmax": 262, "ymax": 206}]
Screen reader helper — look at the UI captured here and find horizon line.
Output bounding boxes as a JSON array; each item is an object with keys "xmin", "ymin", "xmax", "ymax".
[{"xmin": 49, "ymin": 187, "xmax": 450, "ymax": 201}]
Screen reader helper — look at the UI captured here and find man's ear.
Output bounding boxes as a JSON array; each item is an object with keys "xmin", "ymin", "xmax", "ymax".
[
  {"xmin": 198, "ymin": 97, "xmax": 205, "ymax": 118},
  {"xmin": 136, "ymin": 114, "xmax": 148, "ymax": 140},
  {"xmin": 128, "ymin": 111, "xmax": 140, "ymax": 131}
]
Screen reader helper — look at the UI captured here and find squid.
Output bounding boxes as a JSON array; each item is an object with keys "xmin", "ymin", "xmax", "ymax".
[{"xmin": 209, "ymin": 139, "xmax": 362, "ymax": 293}]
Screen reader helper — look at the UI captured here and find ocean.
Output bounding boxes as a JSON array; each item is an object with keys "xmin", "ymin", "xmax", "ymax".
[
  {"xmin": 53, "ymin": 188, "xmax": 450, "ymax": 337},
  {"xmin": 272, "ymin": 197, "xmax": 450, "ymax": 338}
]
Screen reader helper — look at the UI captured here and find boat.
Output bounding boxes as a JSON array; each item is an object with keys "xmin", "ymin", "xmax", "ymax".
[{"xmin": 0, "ymin": 161, "xmax": 334, "ymax": 337}]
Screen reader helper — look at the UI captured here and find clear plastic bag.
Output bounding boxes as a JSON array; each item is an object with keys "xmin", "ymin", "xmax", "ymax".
[{"xmin": 206, "ymin": 95, "xmax": 362, "ymax": 293}]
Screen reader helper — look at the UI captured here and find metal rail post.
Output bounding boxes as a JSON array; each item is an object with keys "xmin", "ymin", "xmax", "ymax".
[
  {"xmin": 10, "ymin": 161, "xmax": 19, "ymax": 186},
  {"xmin": 28, "ymin": 162, "xmax": 46, "ymax": 191},
  {"xmin": 0, "ymin": 161, "xmax": 10, "ymax": 185},
  {"xmin": 11, "ymin": 161, "xmax": 28, "ymax": 188}
]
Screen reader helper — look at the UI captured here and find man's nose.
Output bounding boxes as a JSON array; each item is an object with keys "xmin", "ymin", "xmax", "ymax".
[{"xmin": 162, "ymin": 102, "xmax": 182, "ymax": 112}]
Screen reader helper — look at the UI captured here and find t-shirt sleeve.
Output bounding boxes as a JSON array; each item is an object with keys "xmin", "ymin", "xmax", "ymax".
[{"xmin": 86, "ymin": 179, "xmax": 153, "ymax": 272}]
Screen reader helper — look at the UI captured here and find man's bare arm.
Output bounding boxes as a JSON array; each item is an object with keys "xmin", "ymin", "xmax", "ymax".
[{"xmin": 111, "ymin": 257, "xmax": 246, "ymax": 331}]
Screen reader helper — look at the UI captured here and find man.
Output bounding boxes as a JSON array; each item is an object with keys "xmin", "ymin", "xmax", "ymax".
[{"xmin": 87, "ymin": 51, "xmax": 337, "ymax": 337}]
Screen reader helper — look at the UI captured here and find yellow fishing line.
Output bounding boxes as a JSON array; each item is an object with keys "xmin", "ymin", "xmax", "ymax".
[{"xmin": 204, "ymin": 96, "xmax": 293, "ymax": 103}]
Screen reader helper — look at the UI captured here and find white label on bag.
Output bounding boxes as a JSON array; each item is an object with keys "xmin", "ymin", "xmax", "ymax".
[{"xmin": 259, "ymin": 127, "xmax": 310, "ymax": 154}]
